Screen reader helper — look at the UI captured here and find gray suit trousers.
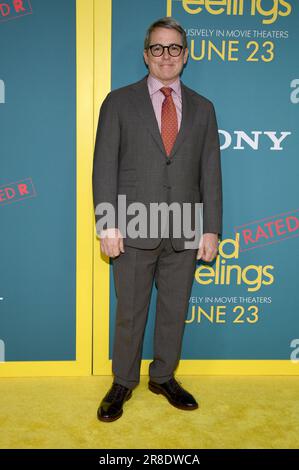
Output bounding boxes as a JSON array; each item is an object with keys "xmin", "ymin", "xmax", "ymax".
[{"xmin": 112, "ymin": 236, "xmax": 197, "ymax": 390}]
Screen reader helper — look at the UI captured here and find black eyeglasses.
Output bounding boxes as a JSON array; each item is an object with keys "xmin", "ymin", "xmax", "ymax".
[{"xmin": 148, "ymin": 44, "xmax": 184, "ymax": 57}]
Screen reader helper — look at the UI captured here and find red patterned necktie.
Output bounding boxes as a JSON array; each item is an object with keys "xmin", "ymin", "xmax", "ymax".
[{"xmin": 160, "ymin": 87, "xmax": 178, "ymax": 157}]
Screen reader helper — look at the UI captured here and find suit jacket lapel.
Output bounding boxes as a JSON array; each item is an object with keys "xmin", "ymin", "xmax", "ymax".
[
  {"xmin": 131, "ymin": 76, "xmax": 196, "ymax": 159},
  {"xmin": 168, "ymin": 83, "xmax": 195, "ymax": 159},
  {"xmin": 131, "ymin": 76, "xmax": 165, "ymax": 155}
]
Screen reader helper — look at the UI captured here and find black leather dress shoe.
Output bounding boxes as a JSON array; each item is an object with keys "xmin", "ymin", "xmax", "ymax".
[
  {"xmin": 148, "ymin": 378, "xmax": 198, "ymax": 410},
  {"xmin": 97, "ymin": 383, "xmax": 132, "ymax": 422}
]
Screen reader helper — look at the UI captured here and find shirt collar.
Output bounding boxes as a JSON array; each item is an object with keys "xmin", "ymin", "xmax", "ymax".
[{"xmin": 147, "ymin": 74, "xmax": 182, "ymax": 100}]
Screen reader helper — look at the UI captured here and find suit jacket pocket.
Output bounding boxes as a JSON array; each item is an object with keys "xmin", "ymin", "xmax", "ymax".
[{"xmin": 118, "ymin": 184, "xmax": 137, "ymax": 201}]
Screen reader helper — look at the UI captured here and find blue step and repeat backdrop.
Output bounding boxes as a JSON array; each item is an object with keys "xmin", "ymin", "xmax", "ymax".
[
  {"xmin": 0, "ymin": 0, "xmax": 77, "ymax": 362},
  {"xmin": 0, "ymin": 0, "xmax": 298, "ymax": 368},
  {"xmin": 108, "ymin": 0, "xmax": 299, "ymax": 362}
]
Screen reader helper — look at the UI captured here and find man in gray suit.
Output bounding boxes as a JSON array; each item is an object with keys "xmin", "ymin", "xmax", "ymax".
[{"xmin": 93, "ymin": 17, "xmax": 222, "ymax": 422}]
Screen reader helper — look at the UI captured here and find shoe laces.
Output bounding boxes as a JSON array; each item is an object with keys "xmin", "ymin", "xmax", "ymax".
[
  {"xmin": 106, "ymin": 383, "xmax": 129, "ymax": 402},
  {"xmin": 168, "ymin": 378, "xmax": 183, "ymax": 393}
]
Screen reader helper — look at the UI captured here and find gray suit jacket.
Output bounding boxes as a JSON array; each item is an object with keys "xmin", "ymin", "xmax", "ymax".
[{"xmin": 92, "ymin": 75, "xmax": 222, "ymax": 250}]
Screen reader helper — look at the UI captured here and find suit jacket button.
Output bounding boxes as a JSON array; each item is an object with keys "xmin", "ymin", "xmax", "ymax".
[{"xmin": 166, "ymin": 160, "xmax": 171, "ymax": 165}]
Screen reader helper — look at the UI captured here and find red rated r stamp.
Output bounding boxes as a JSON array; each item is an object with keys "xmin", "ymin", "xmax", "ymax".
[
  {"xmin": 0, "ymin": 0, "xmax": 32, "ymax": 23},
  {"xmin": 0, "ymin": 177, "xmax": 37, "ymax": 206},
  {"xmin": 234, "ymin": 209, "xmax": 299, "ymax": 251}
]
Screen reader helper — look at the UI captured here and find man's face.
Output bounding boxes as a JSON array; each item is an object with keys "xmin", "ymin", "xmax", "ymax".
[{"xmin": 143, "ymin": 27, "xmax": 188, "ymax": 85}]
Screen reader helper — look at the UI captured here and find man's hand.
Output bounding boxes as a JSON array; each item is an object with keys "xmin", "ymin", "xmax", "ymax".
[
  {"xmin": 99, "ymin": 228, "xmax": 125, "ymax": 258},
  {"xmin": 197, "ymin": 233, "xmax": 219, "ymax": 262}
]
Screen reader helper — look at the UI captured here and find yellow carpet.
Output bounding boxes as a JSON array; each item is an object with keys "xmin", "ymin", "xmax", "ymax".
[{"xmin": 0, "ymin": 375, "xmax": 298, "ymax": 449}]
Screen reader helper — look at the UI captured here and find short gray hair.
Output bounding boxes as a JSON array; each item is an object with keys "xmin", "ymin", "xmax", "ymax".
[{"xmin": 144, "ymin": 17, "xmax": 187, "ymax": 50}]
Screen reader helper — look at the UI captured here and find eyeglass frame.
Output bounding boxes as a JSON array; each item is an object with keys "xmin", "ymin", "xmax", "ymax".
[{"xmin": 148, "ymin": 43, "xmax": 184, "ymax": 57}]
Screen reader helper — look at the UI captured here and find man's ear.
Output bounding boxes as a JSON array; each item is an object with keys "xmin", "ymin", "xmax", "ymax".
[
  {"xmin": 143, "ymin": 50, "xmax": 149, "ymax": 66},
  {"xmin": 183, "ymin": 48, "xmax": 189, "ymax": 64}
]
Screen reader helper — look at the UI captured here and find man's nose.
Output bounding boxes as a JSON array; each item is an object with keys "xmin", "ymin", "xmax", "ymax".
[{"xmin": 162, "ymin": 48, "xmax": 171, "ymax": 58}]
